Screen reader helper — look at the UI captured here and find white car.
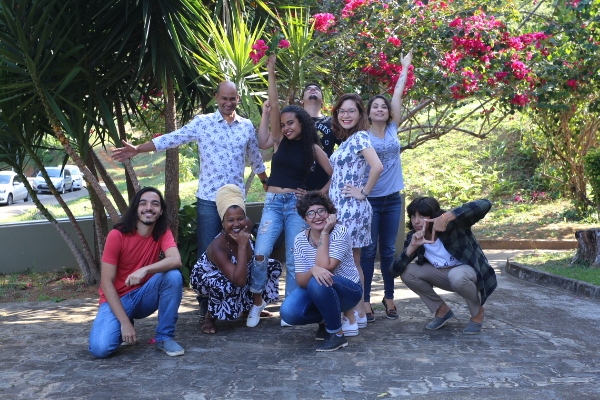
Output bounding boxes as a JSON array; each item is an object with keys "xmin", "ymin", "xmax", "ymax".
[
  {"xmin": 33, "ymin": 167, "xmax": 74, "ymax": 194},
  {"xmin": 0, "ymin": 171, "xmax": 30, "ymax": 205},
  {"xmin": 65, "ymin": 165, "xmax": 86, "ymax": 190}
]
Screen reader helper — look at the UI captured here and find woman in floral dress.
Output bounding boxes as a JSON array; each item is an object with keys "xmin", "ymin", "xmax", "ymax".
[
  {"xmin": 329, "ymin": 93, "xmax": 383, "ymax": 332},
  {"xmin": 190, "ymin": 184, "xmax": 281, "ymax": 333}
]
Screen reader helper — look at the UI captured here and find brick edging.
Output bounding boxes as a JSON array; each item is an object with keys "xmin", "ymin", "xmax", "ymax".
[{"xmin": 505, "ymin": 260, "xmax": 600, "ymax": 302}]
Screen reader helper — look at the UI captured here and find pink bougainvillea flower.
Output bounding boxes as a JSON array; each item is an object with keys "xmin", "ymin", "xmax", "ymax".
[
  {"xmin": 312, "ymin": 13, "xmax": 336, "ymax": 32},
  {"xmin": 387, "ymin": 36, "xmax": 401, "ymax": 47},
  {"xmin": 278, "ymin": 39, "xmax": 290, "ymax": 48}
]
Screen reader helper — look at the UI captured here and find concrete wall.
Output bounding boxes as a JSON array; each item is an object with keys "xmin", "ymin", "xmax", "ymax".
[
  {"xmin": 0, "ymin": 217, "xmax": 102, "ymax": 274},
  {"xmin": 0, "ymin": 196, "xmax": 406, "ymax": 274}
]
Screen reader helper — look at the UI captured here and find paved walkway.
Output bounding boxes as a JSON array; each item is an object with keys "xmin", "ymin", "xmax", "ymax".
[{"xmin": 1, "ymin": 250, "xmax": 599, "ymax": 399}]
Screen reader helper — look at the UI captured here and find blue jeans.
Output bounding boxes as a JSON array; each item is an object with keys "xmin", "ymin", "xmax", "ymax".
[
  {"xmin": 196, "ymin": 198, "xmax": 221, "ymax": 310},
  {"xmin": 360, "ymin": 192, "xmax": 402, "ymax": 302},
  {"xmin": 196, "ymin": 198, "xmax": 222, "ymax": 256},
  {"xmin": 280, "ymin": 276, "xmax": 363, "ymax": 333},
  {"xmin": 251, "ymin": 192, "xmax": 306, "ymax": 296},
  {"xmin": 88, "ymin": 270, "xmax": 183, "ymax": 358}
]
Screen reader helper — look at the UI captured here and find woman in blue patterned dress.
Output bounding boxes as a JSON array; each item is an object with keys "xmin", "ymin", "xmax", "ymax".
[{"xmin": 329, "ymin": 94, "xmax": 383, "ymax": 333}]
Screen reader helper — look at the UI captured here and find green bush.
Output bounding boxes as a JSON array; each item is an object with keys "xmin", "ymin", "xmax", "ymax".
[{"xmin": 584, "ymin": 149, "xmax": 600, "ymax": 208}]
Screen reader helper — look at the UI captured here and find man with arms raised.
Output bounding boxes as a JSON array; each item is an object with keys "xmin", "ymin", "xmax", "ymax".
[
  {"xmin": 301, "ymin": 83, "xmax": 340, "ymax": 192},
  {"xmin": 89, "ymin": 187, "xmax": 184, "ymax": 358}
]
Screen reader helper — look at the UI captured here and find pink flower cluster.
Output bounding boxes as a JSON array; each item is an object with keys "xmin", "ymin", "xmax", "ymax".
[
  {"xmin": 567, "ymin": 79, "xmax": 578, "ymax": 89},
  {"xmin": 387, "ymin": 36, "xmax": 401, "ymax": 47},
  {"xmin": 312, "ymin": 13, "xmax": 336, "ymax": 32},
  {"xmin": 249, "ymin": 39, "xmax": 290, "ymax": 65},
  {"xmin": 361, "ymin": 52, "xmax": 416, "ymax": 95},
  {"xmin": 511, "ymin": 94, "xmax": 530, "ymax": 106},
  {"xmin": 249, "ymin": 40, "xmax": 269, "ymax": 64},
  {"xmin": 342, "ymin": 0, "xmax": 372, "ymax": 18}
]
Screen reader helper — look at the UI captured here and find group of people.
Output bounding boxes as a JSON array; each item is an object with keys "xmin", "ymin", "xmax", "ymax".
[{"xmin": 88, "ymin": 50, "xmax": 497, "ymax": 357}]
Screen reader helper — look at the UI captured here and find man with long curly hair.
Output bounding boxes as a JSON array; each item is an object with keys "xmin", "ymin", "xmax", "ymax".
[{"xmin": 89, "ymin": 187, "xmax": 184, "ymax": 358}]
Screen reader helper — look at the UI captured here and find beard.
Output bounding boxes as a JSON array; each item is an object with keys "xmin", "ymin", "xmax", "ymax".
[{"xmin": 308, "ymin": 95, "xmax": 318, "ymax": 100}]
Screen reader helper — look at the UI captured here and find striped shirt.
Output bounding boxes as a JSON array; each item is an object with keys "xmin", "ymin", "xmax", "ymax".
[{"xmin": 293, "ymin": 224, "xmax": 360, "ymax": 284}]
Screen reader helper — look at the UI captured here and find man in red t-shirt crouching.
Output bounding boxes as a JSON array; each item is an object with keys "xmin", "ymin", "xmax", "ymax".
[{"xmin": 89, "ymin": 187, "xmax": 184, "ymax": 358}]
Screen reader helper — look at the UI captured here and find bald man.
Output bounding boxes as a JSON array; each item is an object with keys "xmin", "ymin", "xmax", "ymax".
[{"xmin": 113, "ymin": 81, "xmax": 268, "ymax": 267}]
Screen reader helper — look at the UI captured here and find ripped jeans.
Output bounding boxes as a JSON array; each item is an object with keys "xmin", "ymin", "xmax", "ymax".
[{"xmin": 251, "ymin": 192, "xmax": 307, "ymax": 296}]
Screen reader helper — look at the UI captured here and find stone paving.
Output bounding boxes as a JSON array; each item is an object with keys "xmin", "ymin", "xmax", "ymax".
[{"xmin": 1, "ymin": 250, "xmax": 599, "ymax": 399}]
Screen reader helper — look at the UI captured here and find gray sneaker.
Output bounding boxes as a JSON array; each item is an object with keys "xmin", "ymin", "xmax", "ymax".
[
  {"xmin": 157, "ymin": 339, "xmax": 184, "ymax": 356},
  {"xmin": 316, "ymin": 333, "xmax": 348, "ymax": 352},
  {"xmin": 425, "ymin": 310, "xmax": 454, "ymax": 330}
]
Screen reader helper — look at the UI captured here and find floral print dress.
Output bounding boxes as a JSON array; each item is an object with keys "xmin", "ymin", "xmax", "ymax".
[
  {"xmin": 189, "ymin": 237, "xmax": 282, "ymax": 321},
  {"xmin": 329, "ymin": 130, "xmax": 374, "ymax": 248}
]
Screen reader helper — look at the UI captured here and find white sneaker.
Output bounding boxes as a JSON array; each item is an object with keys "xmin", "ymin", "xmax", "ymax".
[
  {"xmin": 281, "ymin": 319, "xmax": 292, "ymax": 327},
  {"xmin": 355, "ymin": 310, "xmax": 368, "ymax": 329},
  {"xmin": 246, "ymin": 300, "xmax": 266, "ymax": 327},
  {"xmin": 341, "ymin": 316, "xmax": 359, "ymax": 337}
]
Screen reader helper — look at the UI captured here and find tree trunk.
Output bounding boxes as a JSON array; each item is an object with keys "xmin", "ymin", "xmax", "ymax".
[
  {"xmin": 572, "ymin": 229, "xmax": 600, "ymax": 268},
  {"xmin": 16, "ymin": 170, "xmax": 100, "ymax": 284},
  {"xmin": 164, "ymin": 75, "xmax": 180, "ymax": 242},
  {"xmin": 32, "ymin": 79, "xmax": 122, "ymax": 223},
  {"xmin": 115, "ymin": 98, "xmax": 141, "ymax": 200},
  {"xmin": 16, "ymin": 136, "xmax": 99, "ymax": 281},
  {"xmin": 90, "ymin": 149, "xmax": 129, "ymax": 214},
  {"xmin": 87, "ymin": 151, "xmax": 109, "ymax": 264}
]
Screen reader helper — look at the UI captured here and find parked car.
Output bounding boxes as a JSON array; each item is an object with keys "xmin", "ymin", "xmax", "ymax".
[
  {"xmin": 65, "ymin": 165, "xmax": 86, "ymax": 190},
  {"xmin": 33, "ymin": 167, "xmax": 73, "ymax": 194},
  {"xmin": 0, "ymin": 171, "xmax": 30, "ymax": 205}
]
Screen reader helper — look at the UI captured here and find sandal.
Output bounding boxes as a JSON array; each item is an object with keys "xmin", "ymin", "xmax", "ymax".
[
  {"xmin": 365, "ymin": 305, "xmax": 375, "ymax": 323},
  {"xmin": 382, "ymin": 298, "xmax": 399, "ymax": 319},
  {"xmin": 201, "ymin": 317, "xmax": 217, "ymax": 334}
]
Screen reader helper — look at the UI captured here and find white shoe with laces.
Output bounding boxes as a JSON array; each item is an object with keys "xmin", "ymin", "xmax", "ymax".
[
  {"xmin": 246, "ymin": 300, "xmax": 266, "ymax": 327},
  {"xmin": 355, "ymin": 310, "xmax": 368, "ymax": 328},
  {"xmin": 341, "ymin": 316, "xmax": 359, "ymax": 337}
]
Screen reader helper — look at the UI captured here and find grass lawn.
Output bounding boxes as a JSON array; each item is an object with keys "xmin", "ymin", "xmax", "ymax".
[{"xmin": 514, "ymin": 251, "xmax": 600, "ymax": 286}]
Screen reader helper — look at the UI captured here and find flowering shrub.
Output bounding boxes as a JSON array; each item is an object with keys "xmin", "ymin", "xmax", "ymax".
[{"xmin": 249, "ymin": 34, "xmax": 291, "ymax": 65}]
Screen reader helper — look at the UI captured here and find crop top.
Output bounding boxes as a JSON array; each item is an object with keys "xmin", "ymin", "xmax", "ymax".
[{"xmin": 267, "ymin": 138, "xmax": 309, "ymax": 190}]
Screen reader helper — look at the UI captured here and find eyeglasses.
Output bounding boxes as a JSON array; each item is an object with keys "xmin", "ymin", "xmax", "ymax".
[
  {"xmin": 305, "ymin": 207, "xmax": 328, "ymax": 219},
  {"xmin": 337, "ymin": 109, "xmax": 357, "ymax": 116}
]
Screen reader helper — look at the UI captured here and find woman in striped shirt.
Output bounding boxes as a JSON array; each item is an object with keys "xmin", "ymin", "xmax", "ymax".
[{"xmin": 280, "ymin": 191, "xmax": 363, "ymax": 352}]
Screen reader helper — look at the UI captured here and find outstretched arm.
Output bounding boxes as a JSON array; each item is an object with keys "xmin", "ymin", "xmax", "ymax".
[
  {"xmin": 112, "ymin": 140, "xmax": 157, "ymax": 162},
  {"xmin": 266, "ymin": 55, "xmax": 283, "ymax": 149},
  {"xmin": 391, "ymin": 50, "xmax": 413, "ymax": 127}
]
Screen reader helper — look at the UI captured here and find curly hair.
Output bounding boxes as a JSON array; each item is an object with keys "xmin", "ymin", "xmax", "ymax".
[
  {"xmin": 331, "ymin": 93, "xmax": 369, "ymax": 141},
  {"xmin": 114, "ymin": 187, "xmax": 171, "ymax": 241},
  {"xmin": 406, "ymin": 196, "xmax": 446, "ymax": 231},
  {"xmin": 280, "ymin": 105, "xmax": 320, "ymax": 174},
  {"xmin": 296, "ymin": 190, "xmax": 337, "ymax": 219},
  {"xmin": 367, "ymin": 95, "xmax": 393, "ymax": 125}
]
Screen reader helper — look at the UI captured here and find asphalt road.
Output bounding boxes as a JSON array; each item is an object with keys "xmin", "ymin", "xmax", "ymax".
[{"xmin": 0, "ymin": 184, "xmax": 98, "ymax": 220}]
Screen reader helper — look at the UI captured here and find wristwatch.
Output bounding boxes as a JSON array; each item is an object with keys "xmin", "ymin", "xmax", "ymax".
[
  {"xmin": 360, "ymin": 187, "xmax": 369, "ymax": 197},
  {"xmin": 261, "ymin": 178, "xmax": 268, "ymax": 184}
]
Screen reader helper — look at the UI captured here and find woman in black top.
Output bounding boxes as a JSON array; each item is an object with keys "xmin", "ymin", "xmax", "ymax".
[{"xmin": 246, "ymin": 55, "xmax": 332, "ymax": 328}]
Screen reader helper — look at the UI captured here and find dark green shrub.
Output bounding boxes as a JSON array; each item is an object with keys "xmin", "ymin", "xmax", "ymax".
[{"xmin": 584, "ymin": 149, "xmax": 600, "ymax": 209}]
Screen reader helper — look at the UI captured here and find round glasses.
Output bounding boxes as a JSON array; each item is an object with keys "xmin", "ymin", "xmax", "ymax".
[{"xmin": 306, "ymin": 207, "xmax": 328, "ymax": 219}]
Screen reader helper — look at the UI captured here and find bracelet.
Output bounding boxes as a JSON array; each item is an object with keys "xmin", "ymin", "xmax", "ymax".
[
  {"xmin": 442, "ymin": 213, "xmax": 448, "ymax": 221},
  {"xmin": 360, "ymin": 187, "xmax": 369, "ymax": 197},
  {"xmin": 321, "ymin": 231, "xmax": 330, "ymax": 236}
]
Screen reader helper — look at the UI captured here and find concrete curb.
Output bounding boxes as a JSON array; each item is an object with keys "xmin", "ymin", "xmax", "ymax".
[
  {"xmin": 479, "ymin": 239, "xmax": 578, "ymax": 250},
  {"xmin": 505, "ymin": 260, "xmax": 600, "ymax": 301}
]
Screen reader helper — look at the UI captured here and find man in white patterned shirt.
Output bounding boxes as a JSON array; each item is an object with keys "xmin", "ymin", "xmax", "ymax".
[{"xmin": 113, "ymin": 81, "xmax": 268, "ymax": 258}]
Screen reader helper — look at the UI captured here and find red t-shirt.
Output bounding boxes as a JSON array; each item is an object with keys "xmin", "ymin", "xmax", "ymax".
[{"xmin": 99, "ymin": 228, "xmax": 177, "ymax": 304}]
